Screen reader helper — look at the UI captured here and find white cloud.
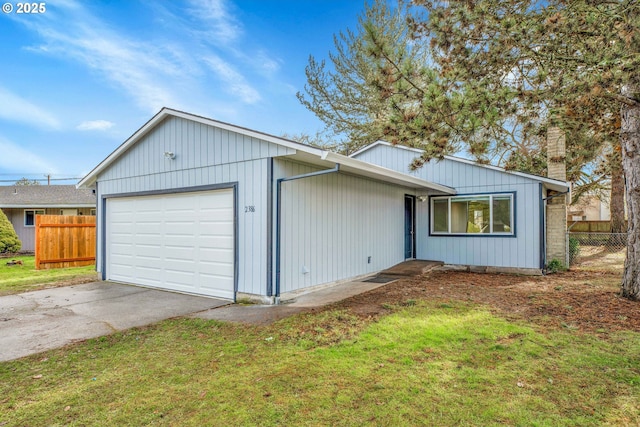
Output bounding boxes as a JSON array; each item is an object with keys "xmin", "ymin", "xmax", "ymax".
[
  {"xmin": 17, "ymin": 2, "xmax": 188, "ymax": 113},
  {"xmin": 256, "ymin": 50, "xmax": 281, "ymax": 74},
  {"xmin": 14, "ymin": 0, "xmax": 269, "ymax": 116},
  {"xmin": 187, "ymin": 0, "xmax": 243, "ymax": 43},
  {"xmin": 0, "ymin": 87, "xmax": 60, "ymax": 129},
  {"xmin": 76, "ymin": 120, "xmax": 115, "ymax": 131},
  {"xmin": 204, "ymin": 55, "xmax": 261, "ymax": 104},
  {"xmin": 0, "ymin": 136, "xmax": 58, "ymax": 174}
]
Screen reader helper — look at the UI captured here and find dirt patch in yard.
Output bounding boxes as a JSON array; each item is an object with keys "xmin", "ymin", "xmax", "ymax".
[{"xmin": 332, "ymin": 268, "xmax": 640, "ymax": 335}]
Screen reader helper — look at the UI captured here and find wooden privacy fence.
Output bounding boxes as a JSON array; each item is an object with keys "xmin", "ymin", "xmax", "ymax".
[
  {"xmin": 568, "ymin": 220, "xmax": 627, "ymax": 233},
  {"xmin": 35, "ymin": 215, "xmax": 96, "ymax": 269}
]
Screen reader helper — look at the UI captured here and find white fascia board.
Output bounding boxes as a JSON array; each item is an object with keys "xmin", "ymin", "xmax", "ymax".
[
  {"xmin": 351, "ymin": 140, "xmax": 570, "ymax": 192},
  {"xmin": 348, "ymin": 140, "xmax": 389, "ymax": 158},
  {"xmin": 322, "ymin": 151, "xmax": 456, "ymax": 194},
  {"xmin": 78, "ymin": 107, "xmax": 325, "ymax": 188},
  {"xmin": 166, "ymin": 109, "xmax": 325, "ymax": 156},
  {"xmin": 77, "ymin": 110, "xmax": 166, "ymax": 188}
]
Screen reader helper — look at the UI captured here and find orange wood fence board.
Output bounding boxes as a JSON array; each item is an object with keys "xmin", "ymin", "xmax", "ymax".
[{"xmin": 35, "ymin": 215, "xmax": 96, "ymax": 270}]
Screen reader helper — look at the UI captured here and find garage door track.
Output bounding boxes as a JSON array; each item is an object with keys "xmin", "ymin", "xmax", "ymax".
[{"xmin": 0, "ymin": 282, "xmax": 229, "ymax": 362}]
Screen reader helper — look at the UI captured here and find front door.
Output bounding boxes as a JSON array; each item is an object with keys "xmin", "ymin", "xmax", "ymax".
[{"xmin": 404, "ymin": 195, "xmax": 415, "ymax": 259}]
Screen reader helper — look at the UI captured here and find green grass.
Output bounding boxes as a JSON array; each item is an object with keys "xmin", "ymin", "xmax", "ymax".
[
  {"xmin": 1, "ymin": 301, "xmax": 638, "ymax": 426},
  {"xmin": 0, "ymin": 255, "xmax": 96, "ymax": 295}
]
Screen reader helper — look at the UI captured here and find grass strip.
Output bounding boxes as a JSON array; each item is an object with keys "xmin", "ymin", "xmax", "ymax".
[{"xmin": 1, "ymin": 301, "xmax": 638, "ymax": 426}]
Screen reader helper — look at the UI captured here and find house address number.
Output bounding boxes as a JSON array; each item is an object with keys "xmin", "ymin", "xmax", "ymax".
[{"xmin": 245, "ymin": 206, "xmax": 255, "ymax": 213}]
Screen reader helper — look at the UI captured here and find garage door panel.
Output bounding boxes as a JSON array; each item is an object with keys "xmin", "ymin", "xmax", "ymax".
[
  {"xmin": 136, "ymin": 224, "xmax": 162, "ymax": 233},
  {"xmin": 164, "ymin": 260, "xmax": 195, "ymax": 272},
  {"xmin": 135, "ymin": 247, "xmax": 164, "ymax": 259},
  {"xmin": 200, "ymin": 248, "xmax": 233, "ymax": 260},
  {"xmin": 199, "ymin": 235, "xmax": 233, "ymax": 247},
  {"xmin": 199, "ymin": 222, "xmax": 233, "ymax": 235},
  {"xmin": 106, "ymin": 189, "xmax": 235, "ymax": 299},
  {"xmin": 165, "ymin": 271, "xmax": 195, "ymax": 284},
  {"xmin": 165, "ymin": 247, "xmax": 196, "ymax": 260}
]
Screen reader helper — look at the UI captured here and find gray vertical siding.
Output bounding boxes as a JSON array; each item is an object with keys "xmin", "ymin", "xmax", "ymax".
[
  {"xmin": 95, "ymin": 116, "xmax": 295, "ymax": 296},
  {"xmin": 3, "ymin": 208, "xmax": 35, "ymax": 252},
  {"xmin": 354, "ymin": 143, "xmax": 542, "ymax": 269},
  {"xmin": 274, "ymin": 159, "xmax": 412, "ymax": 293}
]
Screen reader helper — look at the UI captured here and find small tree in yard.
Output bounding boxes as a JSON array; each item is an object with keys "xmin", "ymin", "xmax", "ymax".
[{"xmin": 0, "ymin": 210, "xmax": 21, "ymax": 253}]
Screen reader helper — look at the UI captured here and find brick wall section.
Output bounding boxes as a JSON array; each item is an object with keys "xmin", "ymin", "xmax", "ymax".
[
  {"xmin": 546, "ymin": 126, "xmax": 568, "ymax": 265},
  {"xmin": 547, "ymin": 126, "xmax": 566, "ymax": 181},
  {"xmin": 547, "ymin": 203, "xmax": 567, "ymax": 263}
]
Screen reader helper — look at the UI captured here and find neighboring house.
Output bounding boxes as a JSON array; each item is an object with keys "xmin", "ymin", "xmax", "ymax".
[
  {"xmin": 78, "ymin": 108, "xmax": 569, "ymax": 303},
  {"xmin": 0, "ymin": 185, "xmax": 96, "ymax": 252},
  {"xmin": 568, "ymin": 193, "xmax": 611, "ymax": 222}
]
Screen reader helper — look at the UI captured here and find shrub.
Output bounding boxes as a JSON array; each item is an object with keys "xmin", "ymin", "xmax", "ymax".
[
  {"xmin": 0, "ymin": 210, "xmax": 21, "ymax": 253},
  {"xmin": 568, "ymin": 237, "xmax": 580, "ymax": 264},
  {"xmin": 546, "ymin": 258, "xmax": 566, "ymax": 273}
]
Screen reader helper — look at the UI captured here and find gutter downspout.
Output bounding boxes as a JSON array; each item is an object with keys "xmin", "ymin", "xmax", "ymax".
[
  {"xmin": 539, "ymin": 183, "xmax": 546, "ymax": 272},
  {"xmin": 274, "ymin": 164, "xmax": 340, "ymax": 304}
]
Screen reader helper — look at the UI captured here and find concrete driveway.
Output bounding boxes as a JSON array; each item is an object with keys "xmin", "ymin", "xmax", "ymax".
[
  {"xmin": 1, "ymin": 261, "xmax": 441, "ymax": 363},
  {"xmin": 0, "ymin": 282, "xmax": 229, "ymax": 362}
]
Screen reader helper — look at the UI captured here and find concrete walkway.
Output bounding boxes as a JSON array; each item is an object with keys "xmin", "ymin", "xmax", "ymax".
[
  {"xmin": 193, "ymin": 276, "xmax": 397, "ymax": 325},
  {"xmin": 0, "ymin": 260, "xmax": 441, "ymax": 362},
  {"xmin": 192, "ymin": 260, "xmax": 443, "ymax": 325}
]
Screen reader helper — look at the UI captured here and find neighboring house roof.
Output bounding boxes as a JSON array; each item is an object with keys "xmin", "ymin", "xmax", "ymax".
[
  {"xmin": 77, "ymin": 108, "xmax": 456, "ymax": 195},
  {"xmin": 0, "ymin": 185, "xmax": 96, "ymax": 208},
  {"xmin": 350, "ymin": 141, "xmax": 570, "ymax": 193}
]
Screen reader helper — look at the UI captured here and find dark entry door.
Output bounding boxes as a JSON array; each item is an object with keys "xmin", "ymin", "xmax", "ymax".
[{"xmin": 404, "ymin": 195, "xmax": 416, "ymax": 259}]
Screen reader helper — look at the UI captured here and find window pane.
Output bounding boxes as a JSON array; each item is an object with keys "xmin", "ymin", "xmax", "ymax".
[
  {"xmin": 431, "ymin": 194, "xmax": 513, "ymax": 235},
  {"xmin": 493, "ymin": 196, "xmax": 512, "ymax": 232},
  {"xmin": 450, "ymin": 199, "xmax": 467, "ymax": 233},
  {"xmin": 25, "ymin": 211, "xmax": 34, "ymax": 226},
  {"xmin": 451, "ymin": 196, "xmax": 489, "ymax": 233},
  {"xmin": 432, "ymin": 199, "xmax": 448, "ymax": 232},
  {"xmin": 468, "ymin": 198, "xmax": 490, "ymax": 233}
]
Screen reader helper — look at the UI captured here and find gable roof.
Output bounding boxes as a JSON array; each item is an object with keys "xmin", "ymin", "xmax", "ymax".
[
  {"xmin": 78, "ymin": 108, "xmax": 455, "ymax": 194},
  {"xmin": 350, "ymin": 141, "xmax": 570, "ymax": 193},
  {"xmin": 0, "ymin": 185, "xmax": 96, "ymax": 208}
]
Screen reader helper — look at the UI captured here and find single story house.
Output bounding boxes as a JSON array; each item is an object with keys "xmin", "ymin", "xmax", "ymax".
[
  {"xmin": 0, "ymin": 185, "xmax": 96, "ymax": 252},
  {"xmin": 350, "ymin": 141, "xmax": 569, "ymax": 271},
  {"xmin": 78, "ymin": 108, "xmax": 569, "ymax": 303}
]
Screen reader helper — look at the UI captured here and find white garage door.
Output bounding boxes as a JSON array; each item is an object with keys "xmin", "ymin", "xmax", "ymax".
[{"xmin": 106, "ymin": 189, "xmax": 235, "ymax": 299}]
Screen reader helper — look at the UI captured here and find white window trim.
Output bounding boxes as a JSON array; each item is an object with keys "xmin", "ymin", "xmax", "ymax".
[
  {"xmin": 430, "ymin": 193, "xmax": 515, "ymax": 236},
  {"xmin": 24, "ymin": 209, "xmax": 45, "ymax": 227}
]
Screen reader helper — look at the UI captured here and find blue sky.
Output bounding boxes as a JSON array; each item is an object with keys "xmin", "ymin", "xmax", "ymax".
[{"xmin": 0, "ymin": 0, "xmax": 366, "ymax": 185}]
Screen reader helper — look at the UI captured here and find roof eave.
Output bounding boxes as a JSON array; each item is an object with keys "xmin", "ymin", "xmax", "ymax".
[
  {"xmin": 78, "ymin": 107, "xmax": 326, "ymax": 189},
  {"xmin": 0, "ymin": 204, "xmax": 95, "ymax": 209},
  {"xmin": 350, "ymin": 140, "xmax": 571, "ymax": 192},
  {"xmin": 322, "ymin": 151, "xmax": 456, "ymax": 194}
]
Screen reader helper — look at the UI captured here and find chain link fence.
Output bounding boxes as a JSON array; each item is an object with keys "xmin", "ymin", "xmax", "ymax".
[{"xmin": 567, "ymin": 232, "xmax": 627, "ymax": 271}]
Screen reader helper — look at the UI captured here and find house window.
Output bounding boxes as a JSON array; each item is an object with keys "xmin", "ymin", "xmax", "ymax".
[
  {"xmin": 430, "ymin": 193, "xmax": 514, "ymax": 235},
  {"xmin": 24, "ymin": 209, "xmax": 45, "ymax": 227},
  {"xmin": 90, "ymin": 209, "xmax": 96, "ymax": 216}
]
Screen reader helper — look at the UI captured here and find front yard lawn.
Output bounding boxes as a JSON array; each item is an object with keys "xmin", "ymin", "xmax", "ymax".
[
  {"xmin": 0, "ymin": 255, "xmax": 96, "ymax": 296},
  {"xmin": 1, "ymin": 269, "xmax": 639, "ymax": 426}
]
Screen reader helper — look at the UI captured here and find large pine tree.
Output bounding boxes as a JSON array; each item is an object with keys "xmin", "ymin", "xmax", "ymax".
[
  {"xmin": 296, "ymin": 1, "xmax": 437, "ymax": 154},
  {"xmin": 404, "ymin": 0, "xmax": 640, "ymax": 299}
]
